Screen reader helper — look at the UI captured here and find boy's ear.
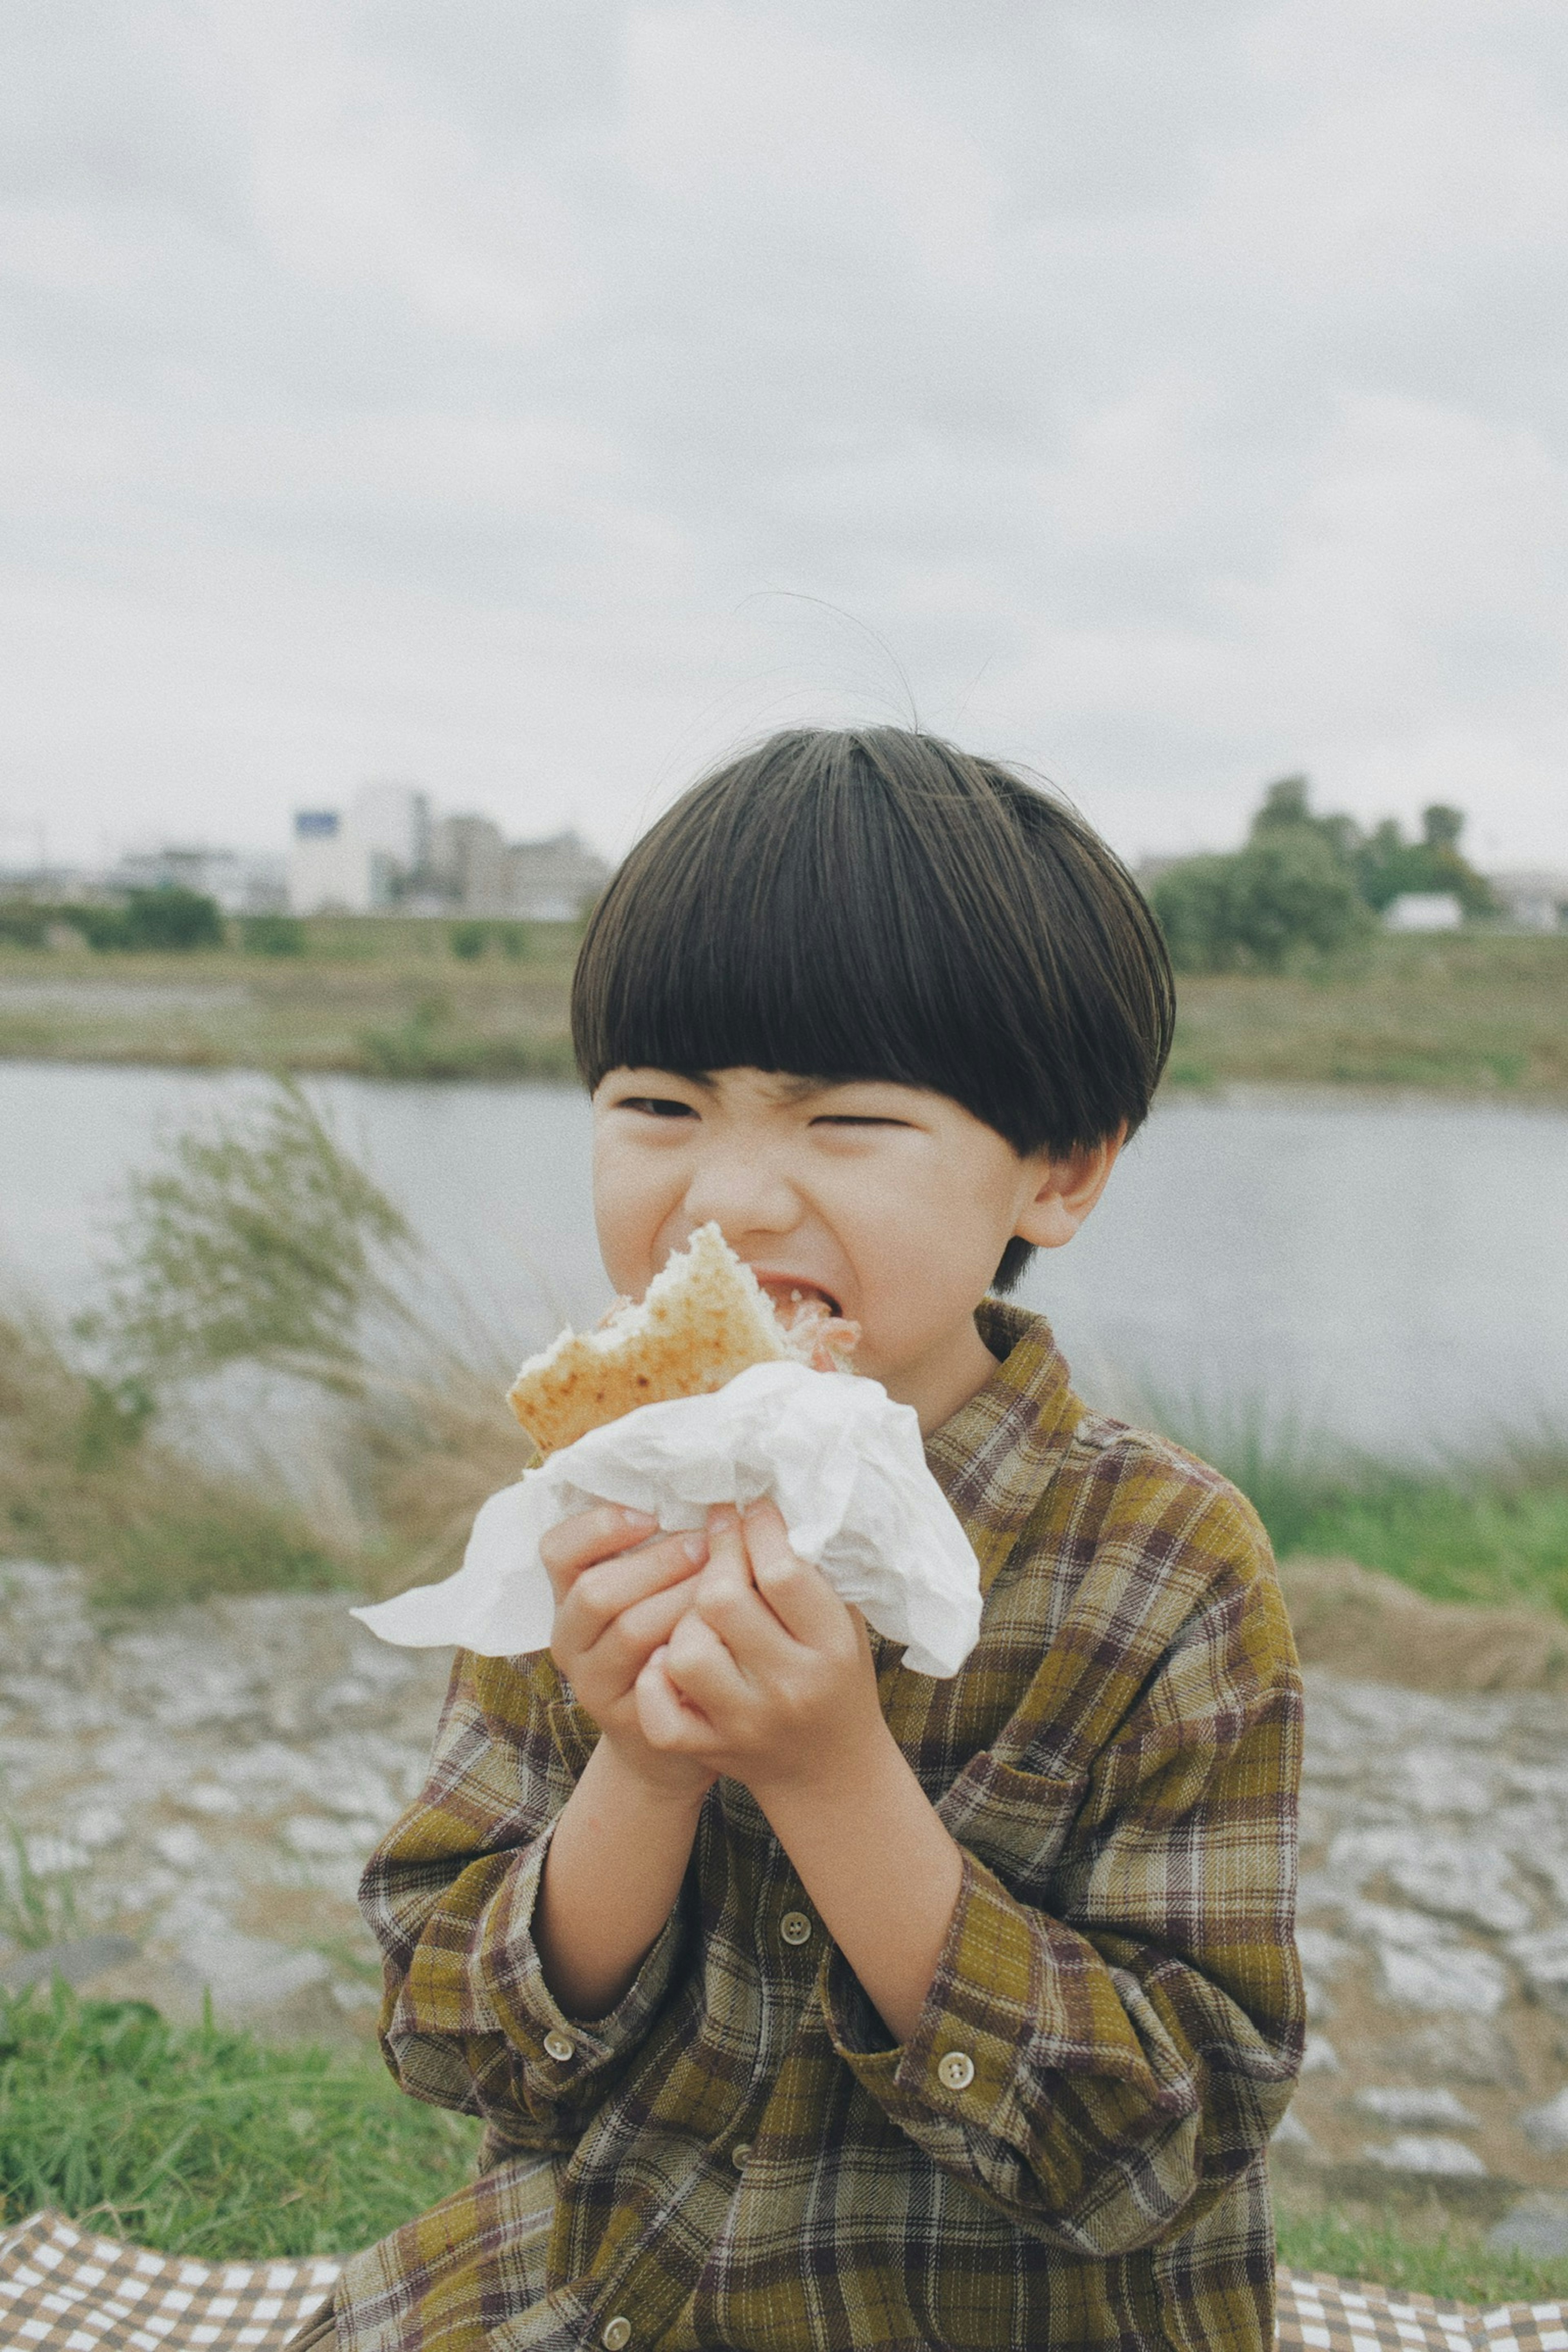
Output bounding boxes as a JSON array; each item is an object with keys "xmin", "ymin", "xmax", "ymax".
[{"xmin": 1013, "ymin": 1129, "xmax": 1125, "ymax": 1252}]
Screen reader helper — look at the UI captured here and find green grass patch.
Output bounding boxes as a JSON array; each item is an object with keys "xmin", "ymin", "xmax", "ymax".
[
  {"xmin": 1276, "ymin": 2199, "xmax": 1568, "ymax": 2306},
  {"xmin": 1147, "ymin": 1396, "xmax": 1568, "ymax": 1621},
  {"xmin": 2, "ymin": 1988, "xmax": 1561, "ymax": 2305},
  {"xmin": 0, "ymin": 1985, "xmax": 481, "ymax": 2258}
]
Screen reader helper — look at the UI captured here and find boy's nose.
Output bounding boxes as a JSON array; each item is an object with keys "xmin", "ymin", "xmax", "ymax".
[{"xmin": 682, "ymin": 1147, "xmax": 799, "ymax": 1236}]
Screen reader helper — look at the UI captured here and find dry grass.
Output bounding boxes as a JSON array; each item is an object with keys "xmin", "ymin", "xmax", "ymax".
[
  {"xmin": 0, "ymin": 1309, "xmax": 350, "ymax": 1610},
  {"xmin": 1170, "ymin": 931, "xmax": 1568, "ymax": 1095},
  {"xmin": 1, "ymin": 925, "xmax": 1564, "ymax": 1096}
]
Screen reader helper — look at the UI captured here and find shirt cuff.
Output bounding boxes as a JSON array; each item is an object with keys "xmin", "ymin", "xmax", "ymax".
[
  {"xmin": 819, "ymin": 1850, "xmax": 1148, "ymax": 2152},
  {"xmin": 477, "ymin": 1826, "xmax": 686, "ymax": 2087}
]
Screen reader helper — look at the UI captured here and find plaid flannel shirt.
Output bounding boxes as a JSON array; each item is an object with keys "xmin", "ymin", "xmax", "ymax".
[{"xmin": 340, "ymin": 1302, "xmax": 1304, "ymax": 2352}]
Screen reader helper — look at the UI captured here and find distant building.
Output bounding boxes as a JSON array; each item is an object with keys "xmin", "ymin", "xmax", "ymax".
[
  {"xmin": 287, "ymin": 786, "xmax": 609, "ymax": 920},
  {"xmin": 1486, "ymin": 870, "xmax": 1568, "ymax": 932},
  {"xmin": 431, "ymin": 815, "xmax": 514, "ymax": 916},
  {"xmin": 287, "ymin": 785, "xmax": 430, "ymax": 914},
  {"xmin": 507, "ymin": 830, "xmax": 611, "ymax": 920},
  {"xmin": 1383, "ymin": 892, "xmax": 1463, "ymax": 932}
]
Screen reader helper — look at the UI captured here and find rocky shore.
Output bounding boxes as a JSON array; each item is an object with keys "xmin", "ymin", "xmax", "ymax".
[{"xmin": 2, "ymin": 1556, "xmax": 1566, "ymax": 2260}]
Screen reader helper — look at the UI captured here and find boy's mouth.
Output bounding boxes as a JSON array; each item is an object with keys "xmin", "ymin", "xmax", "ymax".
[{"xmin": 753, "ymin": 1272, "xmax": 844, "ymax": 1321}]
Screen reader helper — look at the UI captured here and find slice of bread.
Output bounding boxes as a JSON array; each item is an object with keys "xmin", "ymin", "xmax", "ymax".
[{"xmin": 507, "ymin": 1222, "xmax": 854, "ymax": 1455}]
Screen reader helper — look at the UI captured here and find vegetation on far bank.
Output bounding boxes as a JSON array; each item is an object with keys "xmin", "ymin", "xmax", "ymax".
[
  {"xmin": 1150, "ymin": 775, "xmax": 1505, "ymax": 975},
  {"xmin": 0, "ymin": 918, "xmax": 1564, "ymax": 1097}
]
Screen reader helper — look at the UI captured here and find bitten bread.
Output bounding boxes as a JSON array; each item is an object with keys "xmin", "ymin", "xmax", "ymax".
[{"xmin": 507, "ymin": 1221, "xmax": 858, "ymax": 1455}]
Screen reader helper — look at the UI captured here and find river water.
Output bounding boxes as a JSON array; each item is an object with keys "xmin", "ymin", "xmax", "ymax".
[{"xmin": 2, "ymin": 1063, "xmax": 1564, "ymax": 1463}]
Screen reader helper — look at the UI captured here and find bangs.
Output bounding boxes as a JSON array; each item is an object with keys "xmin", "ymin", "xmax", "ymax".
[{"xmin": 571, "ymin": 728, "xmax": 1172, "ymax": 1161}]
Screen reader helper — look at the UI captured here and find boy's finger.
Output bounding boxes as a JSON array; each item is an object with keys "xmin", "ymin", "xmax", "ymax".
[
  {"xmin": 692, "ymin": 1510, "xmax": 781, "ymax": 1674},
  {"xmin": 664, "ymin": 1604, "xmax": 750, "ymax": 1713},
  {"xmin": 635, "ymin": 1650, "xmax": 716, "ymax": 1751},
  {"xmin": 540, "ymin": 1503, "xmax": 660, "ymax": 1597},
  {"xmin": 590, "ymin": 1570, "xmax": 707, "ymax": 1684},
  {"xmin": 557, "ymin": 1528, "xmax": 707, "ymax": 1640},
  {"xmin": 742, "ymin": 1501, "xmax": 849, "ymax": 1649}
]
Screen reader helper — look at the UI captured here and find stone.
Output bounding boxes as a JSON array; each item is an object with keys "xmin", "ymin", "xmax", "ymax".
[
  {"xmin": 72, "ymin": 1804, "xmax": 127, "ymax": 1850},
  {"xmin": 1361, "ymin": 2134, "xmax": 1488, "ymax": 2178},
  {"xmin": 1300, "ymin": 2034, "xmax": 1341, "ymax": 2077},
  {"xmin": 1507, "ymin": 1927, "xmax": 1568, "ymax": 2015},
  {"xmin": 281, "ymin": 1814, "xmax": 380, "ymax": 1859},
  {"xmin": 178, "ymin": 1931, "xmax": 332, "ymax": 2014},
  {"xmin": 0, "ymin": 1934, "xmax": 140, "ymax": 1991},
  {"xmin": 151, "ymin": 1825, "xmax": 210, "ymax": 1870},
  {"xmin": 1353, "ymin": 2086, "xmax": 1477, "ymax": 2127},
  {"xmin": 19, "ymin": 1832, "xmax": 91, "ymax": 1878},
  {"xmin": 1488, "ymin": 2194, "xmax": 1568, "ymax": 2259},
  {"xmin": 1377, "ymin": 2017, "xmax": 1522, "ymax": 2087},
  {"xmin": 1519, "ymin": 2086, "xmax": 1568, "ymax": 2155},
  {"xmin": 1324, "ymin": 1827, "xmax": 1532, "ymax": 1934},
  {"xmin": 1375, "ymin": 1942, "xmax": 1510, "ymax": 2015},
  {"xmin": 1296, "ymin": 1924, "xmax": 1356, "ymax": 1974},
  {"xmin": 1399, "ymin": 1747, "xmax": 1496, "ymax": 1818},
  {"xmin": 183, "ymin": 1783, "xmax": 242, "ymax": 1817}
]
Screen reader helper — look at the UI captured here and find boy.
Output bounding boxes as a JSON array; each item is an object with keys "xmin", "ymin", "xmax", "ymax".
[{"xmin": 334, "ymin": 728, "xmax": 1303, "ymax": 2352}]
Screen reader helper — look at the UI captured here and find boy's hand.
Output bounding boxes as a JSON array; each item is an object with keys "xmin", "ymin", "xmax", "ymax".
[
  {"xmin": 633, "ymin": 1502, "xmax": 889, "ymax": 1800},
  {"xmin": 543, "ymin": 1505, "xmax": 717, "ymax": 1802}
]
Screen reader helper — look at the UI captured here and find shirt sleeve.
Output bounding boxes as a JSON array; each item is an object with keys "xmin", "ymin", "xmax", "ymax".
[
  {"xmin": 819, "ymin": 1491, "xmax": 1305, "ymax": 2258},
  {"xmin": 358, "ymin": 1649, "xmax": 687, "ymax": 2152}
]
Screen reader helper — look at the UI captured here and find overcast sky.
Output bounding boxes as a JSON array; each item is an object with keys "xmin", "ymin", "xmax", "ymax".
[{"xmin": 3, "ymin": 0, "xmax": 1566, "ymax": 872}]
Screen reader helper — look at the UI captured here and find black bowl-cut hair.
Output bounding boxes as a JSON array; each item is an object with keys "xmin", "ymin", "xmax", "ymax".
[{"xmin": 572, "ymin": 726, "xmax": 1174, "ymax": 1292}]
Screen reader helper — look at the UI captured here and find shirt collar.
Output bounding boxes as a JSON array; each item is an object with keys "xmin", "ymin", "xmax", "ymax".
[{"xmin": 922, "ymin": 1301, "xmax": 1083, "ymax": 1593}]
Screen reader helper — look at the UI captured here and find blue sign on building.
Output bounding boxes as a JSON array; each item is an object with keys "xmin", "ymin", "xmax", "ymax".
[{"xmin": 295, "ymin": 811, "xmax": 341, "ymax": 839}]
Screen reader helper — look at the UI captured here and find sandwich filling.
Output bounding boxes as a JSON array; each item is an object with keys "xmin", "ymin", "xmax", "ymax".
[{"xmin": 507, "ymin": 1221, "xmax": 858, "ymax": 1456}]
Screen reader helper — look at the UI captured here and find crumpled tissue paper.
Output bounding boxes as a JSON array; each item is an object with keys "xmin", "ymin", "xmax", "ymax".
[{"xmin": 352, "ymin": 1360, "xmax": 983, "ymax": 1677}]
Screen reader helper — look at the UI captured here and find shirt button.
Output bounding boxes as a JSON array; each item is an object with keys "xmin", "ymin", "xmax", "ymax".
[
  {"xmin": 543, "ymin": 2029, "xmax": 575, "ymax": 2063},
  {"xmin": 937, "ymin": 2049, "xmax": 976, "ymax": 2091},
  {"xmin": 780, "ymin": 1910, "xmax": 812, "ymax": 1946},
  {"xmin": 731, "ymin": 2142, "xmax": 751, "ymax": 2170},
  {"xmin": 601, "ymin": 2320, "xmax": 633, "ymax": 2351}
]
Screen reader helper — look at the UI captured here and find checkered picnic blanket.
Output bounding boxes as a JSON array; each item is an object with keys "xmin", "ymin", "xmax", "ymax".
[
  {"xmin": 1, "ymin": 2211, "xmax": 1564, "ymax": 2351},
  {"xmin": 0, "ymin": 2214, "xmax": 339, "ymax": 2352}
]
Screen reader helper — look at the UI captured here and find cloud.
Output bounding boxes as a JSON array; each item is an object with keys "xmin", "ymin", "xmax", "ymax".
[{"xmin": 0, "ymin": 0, "xmax": 1564, "ymax": 866}]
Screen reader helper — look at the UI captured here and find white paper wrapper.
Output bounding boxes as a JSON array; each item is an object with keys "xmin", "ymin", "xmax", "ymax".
[{"xmin": 352, "ymin": 1360, "xmax": 983, "ymax": 1678}]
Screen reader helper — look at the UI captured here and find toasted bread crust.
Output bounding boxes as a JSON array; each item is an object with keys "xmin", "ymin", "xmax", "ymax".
[{"xmin": 507, "ymin": 1223, "xmax": 790, "ymax": 1454}]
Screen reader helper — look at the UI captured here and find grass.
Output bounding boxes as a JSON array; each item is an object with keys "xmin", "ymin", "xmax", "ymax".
[
  {"xmin": 0, "ymin": 924, "xmax": 1564, "ymax": 1097},
  {"xmin": 1, "ymin": 1991, "xmax": 1561, "ymax": 2304},
  {"xmin": 1169, "ymin": 930, "xmax": 1568, "ymax": 1097},
  {"xmin": 1275, "ymin": 2194, "xmax": 1568, "ymax": 2308},
  {"xmin": 0, "ymin": 1984, "xmax": 480, "ymax": 2258},
  {"xmin": 0, "ymin": 1309, "xmax": 352, "ymax": 1611},
  {"xmin": 0, "ymin": 918, "xmax": 583, "ymax": 1079},
  {"xmin": 0, "ymin": 1826, "xmax": 82, "ymax": 1952},
  {"xmin": 1143, "ymin": 1390, "xmax": 1568, "ymax": 1623}
]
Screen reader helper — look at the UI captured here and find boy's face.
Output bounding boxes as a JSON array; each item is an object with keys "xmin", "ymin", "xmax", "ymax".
[{"xmin": 591, "ymin": 1067, "xmax": 1117, "ymax": 1429}]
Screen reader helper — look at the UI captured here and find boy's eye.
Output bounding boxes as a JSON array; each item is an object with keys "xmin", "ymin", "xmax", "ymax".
[
  {"xmin": 810, "ymin": 1114, "xmax": 911, "ymax": 1129},
  {"xmin": 621, "ymin": 1096, "xmax": 697, "ymax": 1119}
]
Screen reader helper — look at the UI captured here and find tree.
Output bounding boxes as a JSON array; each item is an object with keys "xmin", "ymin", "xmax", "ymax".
[
  {"xmin": 1151, "ymin": 831, "xmax": 1372, "ymax": 973},
  {"xmin": 1352, "ymin": 806, "xmax": 1497, "ymax": 917},
  {"xmin": 69, "ymin": 888, "xmax": 226, "ymax": 952}
]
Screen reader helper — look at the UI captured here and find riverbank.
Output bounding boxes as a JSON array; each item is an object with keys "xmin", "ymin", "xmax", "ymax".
[
  {"xmin": 3, "ymin": 1559, "xmax": 1566, "ymax": 2302},
  {"xmin": 0, "ymin": 929, "xmax": 1564, "ymax": 1096}
]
